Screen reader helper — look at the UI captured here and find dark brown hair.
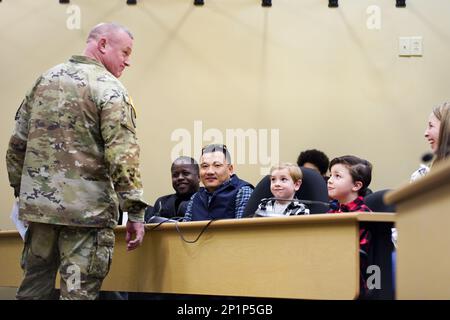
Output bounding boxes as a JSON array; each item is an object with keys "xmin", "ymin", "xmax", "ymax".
[{"xmin": 329, "ymin": 155, "xmax": 372, "ymax": 196}]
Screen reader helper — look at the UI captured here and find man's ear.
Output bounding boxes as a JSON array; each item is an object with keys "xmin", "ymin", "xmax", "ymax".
[
  {"xmin": 352, "ymin": 181, "xmax": 363, "ymax": 193},
  {"xmin": 97, "ymin": 38, "xmax": 107, "ymax": 54},
  {"xmin": 228, "ymin": 164, "xmax": 234, "ymax": 175}
]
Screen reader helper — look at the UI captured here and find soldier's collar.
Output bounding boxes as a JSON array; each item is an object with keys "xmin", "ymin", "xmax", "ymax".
[{"xmin": 70, "ymin": 55, "xmax": 105, "ymax": 69}]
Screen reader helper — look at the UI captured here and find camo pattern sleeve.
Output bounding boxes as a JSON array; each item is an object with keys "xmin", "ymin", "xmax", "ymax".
[
  {"xmin": 6, "ymin": 94, "xmax": 34, "ymax": 197},
  {"xmin": 100, "ymin": 90, "xmax": 147, "ymax": 223}
]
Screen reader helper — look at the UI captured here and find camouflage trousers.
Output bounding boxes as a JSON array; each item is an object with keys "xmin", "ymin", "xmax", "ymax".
[{"xmin": 16, "ymin": 222, "xmax": 115, "ymax": 300}]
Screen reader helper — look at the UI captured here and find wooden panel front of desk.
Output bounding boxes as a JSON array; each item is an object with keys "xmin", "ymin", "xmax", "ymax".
[
  {"xmin": 385, "ymin": 160, "xmax": 450, "ymax": 299},
  {"xmin": 0, "ymin": 213, "xmax": 394, "ymax": 300}
]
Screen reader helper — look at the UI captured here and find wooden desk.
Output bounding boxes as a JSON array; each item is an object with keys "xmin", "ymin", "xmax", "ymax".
[
  {"xmin": 385, "ymin": 159, "xmax": 450, "ymax": 299},
  {"xmin": 0, "ymin": 213, "xmax": 395, "ymax": 300}
]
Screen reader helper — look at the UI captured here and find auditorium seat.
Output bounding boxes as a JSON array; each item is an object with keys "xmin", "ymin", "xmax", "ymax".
[{"xmin": 364, "ymin": 189, "xmax": 396, "ymax": 212}]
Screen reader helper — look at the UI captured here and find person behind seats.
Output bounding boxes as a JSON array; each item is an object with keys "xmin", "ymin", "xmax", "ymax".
[{"xmin": 296, "ymin": 149, "xmax": 330, "ymax": 181}]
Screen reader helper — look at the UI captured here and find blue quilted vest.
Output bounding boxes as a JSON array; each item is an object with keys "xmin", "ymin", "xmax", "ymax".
[{"xmin": 190, "ymin": 174, "xmax": 252, "ymax": 221}]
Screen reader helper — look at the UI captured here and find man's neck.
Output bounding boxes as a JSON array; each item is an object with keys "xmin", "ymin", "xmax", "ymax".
[
  {"xmin": 205, "ymin": 187, "xmax": 217, "ymax": 193},
  {"xmin": 83, "ymin": 48, "xmax": 102, "ymax": 65},
  {"xmin": 176, "ymin": 192, "xmax": 195, "ymax": 200}
]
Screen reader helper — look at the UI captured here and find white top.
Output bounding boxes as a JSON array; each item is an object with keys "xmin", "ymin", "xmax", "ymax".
[
  {"xmin": 273, "ymin": 202, "xmax": 290, "ymax": 215},
  {"xmin": 410, "ymin": 164, "xmax": 430, "ymax": 182}
]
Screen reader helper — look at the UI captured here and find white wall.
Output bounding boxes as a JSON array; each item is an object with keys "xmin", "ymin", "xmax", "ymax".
[{"xmin": 1, "ymin": 0, "xmax": 449, "ymax": 228}]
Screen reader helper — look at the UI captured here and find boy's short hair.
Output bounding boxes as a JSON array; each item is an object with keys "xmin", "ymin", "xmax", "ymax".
[
  {"xmin": 270, "ymin": 163, "xmax": 303, "ymax": 182},
  {"xmin": 297, "ymin": 149, "xmax": 329, "ymax": 175},
  {"xmin": 201, "ymin": 144, "xmax": 232, "ymax": 164},
  {"xmin": 329, "ymin": 155, "xmax": 372, "ymax": 196}
]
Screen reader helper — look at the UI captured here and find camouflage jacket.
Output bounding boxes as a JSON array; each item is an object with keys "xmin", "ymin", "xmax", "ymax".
[{"xmin": 6, "ymin": 55, "xmax": 148, "ymax": 228}]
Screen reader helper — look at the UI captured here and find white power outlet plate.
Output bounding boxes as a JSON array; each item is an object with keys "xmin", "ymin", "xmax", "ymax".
[
  {"xmin": 399, "ymin": 36, "xmax": 423, "ymax": 57},
  {"xmin": 399, "ymin": 37, "xmax": 411, "ymax": 56},
  {"xmin": 410, "ymin": 36, "xmax": 423, "ymax": 56}
]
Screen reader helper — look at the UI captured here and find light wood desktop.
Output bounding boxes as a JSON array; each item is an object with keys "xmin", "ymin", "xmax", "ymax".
[{"xmin": 0, "ymin": 213, "xmax": 395, "ymax": 300}]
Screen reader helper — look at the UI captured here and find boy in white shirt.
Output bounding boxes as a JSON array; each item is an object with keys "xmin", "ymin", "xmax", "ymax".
[{"xmin": 254, "ymin": 163, "xmax": 309, "ymax": 217}]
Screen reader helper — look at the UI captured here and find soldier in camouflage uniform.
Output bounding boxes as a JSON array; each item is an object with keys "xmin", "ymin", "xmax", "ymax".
[{"xmin": 5, "ymin": 22, "xmax": 147, "ymax": 300}]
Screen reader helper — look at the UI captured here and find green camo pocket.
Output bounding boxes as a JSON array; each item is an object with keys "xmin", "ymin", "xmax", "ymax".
[
  {"xmin": 88, "ymin": 229, "xmax": 115, "ymax": 279},
  {"xmin": 20, "ymin": 228, "xmax": 32, "ymax": 270}
]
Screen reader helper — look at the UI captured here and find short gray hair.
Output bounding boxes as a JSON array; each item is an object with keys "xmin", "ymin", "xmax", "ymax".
[{"xmin": 87, "ymin": 22, "xmax": 133, "ymax": 42}]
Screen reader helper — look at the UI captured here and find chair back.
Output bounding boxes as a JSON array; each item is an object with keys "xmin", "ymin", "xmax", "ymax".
[{"xmin": 364, "ymin": 189, "xmax": 396, "ymax": 212}]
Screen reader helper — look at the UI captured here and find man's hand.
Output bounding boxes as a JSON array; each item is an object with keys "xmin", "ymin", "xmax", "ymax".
[{"xmin": 125, "ymin": 220, "xmax": 145, "ymax": 251}]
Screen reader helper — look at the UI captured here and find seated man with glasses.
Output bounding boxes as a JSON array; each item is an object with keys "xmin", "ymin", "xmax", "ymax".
[{"xmin": 183, "ymin": 144, "xmax": 254, "ymax": 221}]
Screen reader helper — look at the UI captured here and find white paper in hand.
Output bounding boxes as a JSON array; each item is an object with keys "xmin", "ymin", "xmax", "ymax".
[
  {"xmin": 121, "ymin": 211, "xmax": 128, "ymax": 225},
  {"xmin": 10, "ymin": 200, "xmax": 28, "ymax": 241}
]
